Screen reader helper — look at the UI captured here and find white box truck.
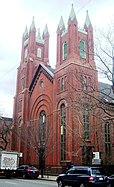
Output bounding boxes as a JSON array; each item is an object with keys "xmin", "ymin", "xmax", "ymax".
[{"xmin": 0, "ymin": 151, "xmax": 19, "ymax": 177}]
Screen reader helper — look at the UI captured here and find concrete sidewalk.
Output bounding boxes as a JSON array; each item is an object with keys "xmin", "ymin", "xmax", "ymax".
[{"xmin": 39, "ymin": 175, "xmax": 57, "ymax": 181}]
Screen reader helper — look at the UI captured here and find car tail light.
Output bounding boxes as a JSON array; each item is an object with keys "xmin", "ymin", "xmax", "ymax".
[
  {"xmin": 89, "ymin": 176, "xmax": 94, "ymax": 182},
  {"xmin": 27, "ymin": 169, "xmax": 31, "ymax": 172},
  {"xmin": 36, "ymin": 169, "xmax": 39, "ymax": 173}
]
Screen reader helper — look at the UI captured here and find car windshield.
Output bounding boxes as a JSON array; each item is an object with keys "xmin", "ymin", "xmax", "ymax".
[{"xmin": 92, "ymin": 168, "xmax": 106, "ymax": 175}]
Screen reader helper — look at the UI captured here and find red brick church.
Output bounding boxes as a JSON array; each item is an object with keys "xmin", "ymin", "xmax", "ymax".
[{"xmin": 12, "ymin": 5, "xmax": 114, "ymax": 172}]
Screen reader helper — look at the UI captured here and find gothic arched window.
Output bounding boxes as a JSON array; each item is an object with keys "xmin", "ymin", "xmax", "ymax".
[
  {"xmin": 63, "ymin": 41, "xmax": 67, "ymax": 60},
  {"xmin": 60, "ymin": 103, "xmax": 66, "ymax": 161}
]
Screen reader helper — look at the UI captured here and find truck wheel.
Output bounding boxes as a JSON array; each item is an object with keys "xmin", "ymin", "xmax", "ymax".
[
  {"xmin": 58, "ymin": 180, "xmax": 64, "ymax": 187},
  {"xmin": 79, "ymin": 183, "xmax": 86, "ymax": 187}
]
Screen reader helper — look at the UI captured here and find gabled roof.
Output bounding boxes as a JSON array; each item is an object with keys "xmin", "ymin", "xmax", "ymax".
[{"xmin": 29, "ymin": 63, "xmax": 54, "ymax": 94}]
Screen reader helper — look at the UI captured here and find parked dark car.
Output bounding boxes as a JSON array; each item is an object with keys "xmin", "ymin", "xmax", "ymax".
[
  {"xmin": 108, "ymin": 174, "xmax": 114, "ymax": 187},
  {"xmin": 16, "ymin": 165, "xmax": 40, "ymax": 179},
  {"xmin": 56, "ymin": 166, "xmax": 110, "ymax": 187}
]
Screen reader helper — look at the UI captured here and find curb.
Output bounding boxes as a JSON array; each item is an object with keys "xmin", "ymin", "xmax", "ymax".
[{"xmin": 38, "ymin": 175, "xmax": 56, "ymax": 181}]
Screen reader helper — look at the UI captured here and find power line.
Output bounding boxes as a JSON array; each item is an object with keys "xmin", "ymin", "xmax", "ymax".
[
  {"xmin": 76, "ymin": 0, "xmax": 93, "ymax": 14},
  {"xmin": 0, "ymin": 64, "xmax": 18, "ymax": 80}
]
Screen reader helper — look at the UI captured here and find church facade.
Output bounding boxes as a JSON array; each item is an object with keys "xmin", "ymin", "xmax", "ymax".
[{"xmin": 12, "ymin": 6, "xmax": 114, "ymax": 172}]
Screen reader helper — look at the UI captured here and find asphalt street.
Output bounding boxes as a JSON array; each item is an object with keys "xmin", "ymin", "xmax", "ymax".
[{"xmin": 0, "ymin": 178, "xmax": 57, "ymax": 187}]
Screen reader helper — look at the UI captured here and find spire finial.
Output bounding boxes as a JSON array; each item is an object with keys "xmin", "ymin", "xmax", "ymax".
[
  {"xmin": 84, "ymin": 10, "xmax": 92, "ymax": 29},
  {"xmin": 69, "ymin": 4, "xmax": 77, "ymax": 21},
  {"xmin": 43, "ymin": 24, "xmax": 48, "ymax": 35},
  {"xmin": 29, "ymin": 16, "xmax": 36, "ymax": 32},
  {"xmin": 37, "ymin": 28, "xmax": 41, "ymax": 39},
  {"xmin": 58, "ymin": 16, "xmax": 65, "ymax": 30},
  {"xmin": 23, "ymin": 26, "xmax": 28, "ymax": 38}
]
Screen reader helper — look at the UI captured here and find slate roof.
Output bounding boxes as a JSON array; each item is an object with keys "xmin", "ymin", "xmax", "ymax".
[{"xmin": 98, "ymin": 82, "xmax": 114, "ymax": 103}]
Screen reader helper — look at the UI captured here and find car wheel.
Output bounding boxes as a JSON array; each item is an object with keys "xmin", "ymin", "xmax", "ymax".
[
  {"xmin": 58, "ymin": 180, "xmax": 64, "ymax": 187},
  {"xmin": 22, "ymin": 173, "xmax": 26, "ymax": 179},
  {"xmin": 79, "ymin": 183, "xmax": 86, "ymax": 187},
  {"xmin": 34, "ymin": 176, "xmax": 38, "ymax": 179}
]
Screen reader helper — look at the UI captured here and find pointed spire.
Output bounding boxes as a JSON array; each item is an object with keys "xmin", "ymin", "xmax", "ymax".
[
  {"xmin": 58, "ymin": 16, "xmax": 65, "ymax": 30},
  {"xmin": 37, "ymin": 28, "xmax": 41, "ymax": 39},
  {"xmin": 29, "ymin": 16, "xmax": 36, "ymax": 32},
  {"xmin": 43, "ymin": 24, "xmax": 48, "ymax": 35},
  {"xmin": 84, "ymin": 10, "xmax": 92, "ymax": 29},
  {"xmin": 36, "ymin": 28, "xmax": 44, "ymax": 44},
  {"xmin": 23, "ymin": 26, "xmax": 28, "ymax": 38},
  {"xmin": 69, "ymin": 4, "xmax": 77, "ymax": 21}
]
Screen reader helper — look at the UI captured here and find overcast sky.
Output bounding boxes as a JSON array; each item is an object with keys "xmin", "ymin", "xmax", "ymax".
[{"xmin": 0, "ymin": 0, "xmax": 114, "ymax": 117}]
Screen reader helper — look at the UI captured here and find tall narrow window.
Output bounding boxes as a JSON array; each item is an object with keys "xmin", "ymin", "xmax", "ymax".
[
  {"xmin": 88, "ymin": 77, "xmax": 91, "ymax": 91},
  {"xmin": 83, "ymin": 104, "xmax": 90, "ymax": 140},
  {"xmin": 39, "ymin": 111, "xmax": 46, "ymax": 141},
  {"xmin": 60, "ymin": 103, "xmax": 66, "ymax": 161},
  {"xmin": 37, "ymin": 48, "xmax": 42, "ymax": 58},
  {"xmin": 82, "ymin": 146, "xmax": 91, "ymax": 165},
  {"xmin": 83, "ymin": 76, "xmax": 87, "ymax": 91},
  {"xmin": 21, "ymin": 78, "xmax": 25, "ymax": 90},
  {"xmin": 63, "ymin": 41, "xmax": 67, "ymax": 60},
  {"xmin": 105, "ymin": 122, "xmax": 111, "ymax": 156},
  {"xmin": 58, "ymin": 79, "xmax": 60, "ymax": 93},
  {"xmin": 80, "ymin": 40, "xmax": 86, "ymax": 58},
  {"xmin": 18, "ymin": 100, "xmax": 22, "ymax": 112},
  {"xmin": 39, "ymin": 111, "xmax": 46, "ymax": 171},
  {"xmin": 61, "ymin": 78, "xmax": 65, "ymax": 91}
]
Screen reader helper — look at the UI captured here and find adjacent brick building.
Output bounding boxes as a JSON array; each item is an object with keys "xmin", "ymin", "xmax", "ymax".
[{"xmin": 12, "ymin": 6, "xmax": 114, "ymax": 172}]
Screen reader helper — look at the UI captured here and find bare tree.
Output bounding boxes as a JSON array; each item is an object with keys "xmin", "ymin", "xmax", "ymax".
[
  {"xmin": 64, "ymin": 58, "xmax": 114, "ymax": 165},
  {"xmin": 94, "ymin": 23, "xmax": 114, "ymax": 85},
  {"xmin": 0, "ymin": 117, "xmax": 12, "ymax": 150}
]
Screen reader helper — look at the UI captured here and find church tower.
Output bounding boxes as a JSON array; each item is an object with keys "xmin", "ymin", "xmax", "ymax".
[
  {"xmin": 12, "ymin": 17, "xmax": 50, "ymax": 162},
  {"xmin": 53, "ymin": 5, "xmax": 98, "ymax": 166}
]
